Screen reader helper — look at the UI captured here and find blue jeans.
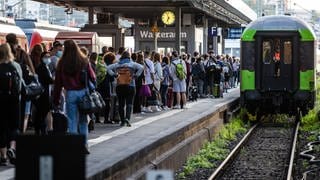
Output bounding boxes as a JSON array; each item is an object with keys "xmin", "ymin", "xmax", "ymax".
[
  {"xmin": 160, "ymin": 84, "xmax": 169, "ymax": 107},
  {"xmin": 65, "ymin": 89, "xmax": 88, "ymax": 145}
]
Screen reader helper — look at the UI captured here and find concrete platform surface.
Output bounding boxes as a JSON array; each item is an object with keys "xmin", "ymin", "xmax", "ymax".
[{"xmin": 0, "ymin": 88, "xmax": 240, "ymax": 180}]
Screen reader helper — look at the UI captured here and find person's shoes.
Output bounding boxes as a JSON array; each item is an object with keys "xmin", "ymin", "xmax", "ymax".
[
  {"xmin": 163, "ymin": 106, "xmax": 169, "ymax": 110},
  {"xmin": 173, "ymin": 105, "xmax": 181, "ymax": 109},
  {"xmin": 88, "ymin": 120, "xmax": 94, "ymax": 132},
  {"xmin": 7, "ymin": 148, "xmax": 16, "ymax": 165},
  {"xmin": 83, "ymin": 146, "xmax": 90, "ymax": 155},
  {"xmin": 104, "ymin": 120, "xmax": 115, "ymax": 124},
  {"xmin": 145, "ymin": 107, "xmax": 153, "ymax": 113},
  {"xmin": 0, "ymin": 157, "xmax": 8, "ymax": 166},
  {"xmin": 153, "ymin": 106, "xmax": 162, "ymax": 112},
  {"xmin": 141, "ymin": 107, "xmax": 147, "ymax": 112},
  {"xmin": 120, "ymin": 121, "xmax": 126, "ymax": 126},
  {"xmin": 125, "ymin": 119, "xmax": 131, "ymax": 127},
  {"xmin": 183, "ymin": 104, "xmax": 190, "ymax": 109},
  {"xmin": 200, "ymin": 95, "xmax": 207, "ymax": 98}
]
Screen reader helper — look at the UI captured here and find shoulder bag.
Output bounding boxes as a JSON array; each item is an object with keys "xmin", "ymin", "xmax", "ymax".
[
  {"xmin": 78, "ymin": 68, "xmax": 106, "ymax": 114},
  {"xmin": 22, "ymin": 74, "xmax": 45, "ymax": 100}
]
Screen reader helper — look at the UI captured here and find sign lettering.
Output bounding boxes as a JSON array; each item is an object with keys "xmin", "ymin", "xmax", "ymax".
[
  {"xmin": 139, "ymin": 30, "xmax": 187, "ymax": 39},
  {"xmin": 208, "ymin": 27, "xmax": 217, "ymax": 37},
  {"xmin": 227, "ymin": 27, "xmax": 245, "ymax": 39}
]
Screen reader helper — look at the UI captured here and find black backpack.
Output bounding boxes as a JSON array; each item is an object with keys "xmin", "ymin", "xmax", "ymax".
[
  {"xmin": 205, "ymin": 61, "xmax": 216, "ymax": 74},
  {"xmin": 0, "ymin": 62, "xmax": 21, "ymax": 96}
]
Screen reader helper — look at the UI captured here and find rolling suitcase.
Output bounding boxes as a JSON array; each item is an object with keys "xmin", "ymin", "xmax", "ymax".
[
  {"xmin": 52, "ymin": 111, "xmax": 68, "ymax": 134},
  {"xmin": 167, "ymin": 87, "xmax": 173, "ymax": 108},
  {"xmin": 213, "ymin": 83, "xmax": 220, "ymax": 98}
]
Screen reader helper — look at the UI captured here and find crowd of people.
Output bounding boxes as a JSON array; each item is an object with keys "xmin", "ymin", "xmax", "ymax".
[{"xmin": 0, "ymin": 32, "xmax": 240, "ymax": 166}]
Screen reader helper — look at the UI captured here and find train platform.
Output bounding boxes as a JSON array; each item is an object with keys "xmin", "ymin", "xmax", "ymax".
[{"xmin": 0, "ymin": 88, "xmax": 240, "ymax": 180}]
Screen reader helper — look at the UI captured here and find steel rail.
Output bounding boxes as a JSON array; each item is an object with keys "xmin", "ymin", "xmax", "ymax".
[
  {"xmin": 287, "ymin": 121, "xmax": 300, "ymax": 180},
  {"xmin": 208, "ymin": 124, "xmax": 257, "ymax": 180}
]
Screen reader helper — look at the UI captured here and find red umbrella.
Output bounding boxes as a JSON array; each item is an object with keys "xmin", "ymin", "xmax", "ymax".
[{"xmin": 29, "ymin": 31, "xmax": 42, "ymax": 50}]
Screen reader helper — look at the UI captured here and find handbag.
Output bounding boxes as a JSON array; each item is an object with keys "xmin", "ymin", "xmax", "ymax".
[
  {"xmin": 147, "ymin": 86, "xmax": 161, "ymax": 106},
  {"xmin": 22, "ymin": 74, "xmax": 44, "ymax": 100},
  {"xmin": 78, "ymin": 67, "xmax": 106, "ymax": 114},
  {"xmin": 139, "ymin": 83, "xmax": 151, "ymax": 97}
]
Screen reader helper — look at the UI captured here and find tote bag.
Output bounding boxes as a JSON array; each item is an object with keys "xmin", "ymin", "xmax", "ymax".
[{"xmin": 139, "ymin": 83, "xmax": 151, "ymax": 97}]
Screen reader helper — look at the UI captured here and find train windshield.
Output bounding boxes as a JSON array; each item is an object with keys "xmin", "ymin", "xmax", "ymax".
[
  {"xmin": 262, "ymin": 38, "xmax": 292, "ymax": 77},
  {"xmin": 262, "ymin": 40, "xmax": 272, "ymax": 64},
  {"xmin": 260, "ymin": 36, "xmax": 295, "ymax": 91}
]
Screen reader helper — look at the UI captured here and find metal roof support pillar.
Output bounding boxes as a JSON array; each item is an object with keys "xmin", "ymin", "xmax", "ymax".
[
  {"xmin": 175, "ymin": 7, "xmax": 181, "ymax": 54},
  {"xmin": 114, "ymin": 13, "xmax": 123, "ymax": 51},
  {"xmin": 212, "ymin": 21, "xmax": 218, "ymax": 55},
  {"xmin": 88, "ymin": 7, "xmax": 94, "ymax": 25},
  {"xmin": 203, "ymin": 15, "xmax": 208, "ymax": 53}
]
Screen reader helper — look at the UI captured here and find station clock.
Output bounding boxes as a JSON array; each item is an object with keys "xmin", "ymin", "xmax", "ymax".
[{"xmin": 161, "ymin": 10, "xmax": 175, "ymax": 25}]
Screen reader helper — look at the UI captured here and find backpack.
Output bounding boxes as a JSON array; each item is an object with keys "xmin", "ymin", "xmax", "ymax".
[
  {"xmin": 96, "ymin": 62, "xmax": 107, "ymax": 86},
  {"xmin": 192, "ymin": 63, "xmax": 205, "ymax": 80},
  {"xmin": 161, "ymin": 64, "xmax": 170, "ymax": 85},
  {"xmin": 174, "ymin": 60, "xmax": 186, "ymax": 80},
  {"xmin": 205, "ymin": 61, "xmax": 216, "ymax": 74},
  {"xmin": 0, "ymin": 62, "xmax": 21, "ymax": 96},
  {"xmin": 116, "ymin": 66, "xmax": 132, "ymax": 85}
]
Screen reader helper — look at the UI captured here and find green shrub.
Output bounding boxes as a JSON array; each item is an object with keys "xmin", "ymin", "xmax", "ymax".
[{"xmin": 178, "ymin": 117, "xmax": 248, "ymax": 178}]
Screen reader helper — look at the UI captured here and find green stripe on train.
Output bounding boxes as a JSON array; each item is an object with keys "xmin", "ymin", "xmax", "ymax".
[
  {"xmin": 241, "ymin": 70, "xmax": 255, "ymax": 91},
  {"xmin": 299, "ymin": 70, "xmax": 315, "ymax": 90},
  {"xmin": 299, "ymin": 29, "xmax": 315, "ymax": 41},
  {"xmin": 241, "ymin": 29, "xmax": 256, "ymax": 41},
  {"xmin": 241, "ymin": 29, "xmax": 314, "ymax": 41}
]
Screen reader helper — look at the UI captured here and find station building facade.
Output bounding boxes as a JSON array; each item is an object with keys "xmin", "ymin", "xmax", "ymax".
[{"xmin": 134, "ymin": 26, "xmax": 203, "ymax": 54}]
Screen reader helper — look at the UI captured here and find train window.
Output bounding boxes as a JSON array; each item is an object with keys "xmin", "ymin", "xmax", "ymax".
[
  {"xmin": 284, "ymin": 41, "xmax": 292, "ymax": 64},
  {"xmin": 262, "ymin": 40, "xmax": 272, "ymax": 64}
]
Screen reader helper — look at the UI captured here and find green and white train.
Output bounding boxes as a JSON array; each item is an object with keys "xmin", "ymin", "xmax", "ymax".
[{"xmin": 240, "ymin": 15, "xmax": 316, "ymax": 115}]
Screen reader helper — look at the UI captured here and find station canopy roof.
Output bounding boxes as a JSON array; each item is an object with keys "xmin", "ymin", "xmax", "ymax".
[{"xmin": 34, "ymin": 0, "xmax": 253, "ymax": 25}]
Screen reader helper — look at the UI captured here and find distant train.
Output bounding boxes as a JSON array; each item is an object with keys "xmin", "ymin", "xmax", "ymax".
[
  {"xmin": 0, "ymin": 17, "xmax": 80, "ymax": 52},
  {"xmin": 0, "ymin": 17, "xmax": 28, "ymax": 51},
  {"xmin": 15, "ymin": 19, "xmax": 79, "ymax": 50},
  {"xmin": 0, "ymin": 18, "xmax": 103, "ymax": 53},
  {"xmin": 240, "ymin": 15, "xmax": 316, "ymax": 116}
]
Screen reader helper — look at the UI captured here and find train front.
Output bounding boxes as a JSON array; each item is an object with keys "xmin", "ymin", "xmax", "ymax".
[{"xmin": 240, "ymin": 15, "xmax": 316, "ymax": 115}]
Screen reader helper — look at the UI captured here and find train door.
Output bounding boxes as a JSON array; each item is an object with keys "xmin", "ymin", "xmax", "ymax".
[{"xmin": 260, "ymin": 37, "xmax": 294, "ymax": 91}]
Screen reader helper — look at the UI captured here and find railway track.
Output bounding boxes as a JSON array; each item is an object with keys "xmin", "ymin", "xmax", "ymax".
[{"xmin": 209, "ymin": 120, "xmax": 299, "ymax": 180}]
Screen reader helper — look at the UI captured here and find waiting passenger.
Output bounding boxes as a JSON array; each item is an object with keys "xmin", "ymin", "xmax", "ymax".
[
  {"xmin": 33, "ymin": 51, "xmax": 54, "ymax": 135},
  {"xmin": 142, "ymin": 51, "xmax": 155, "ymax": 113},
  {"xmin": 98, "ymin": 52, "xmax": 117, "ymax": 124},
  {"xmin": 133, "ymin": 52, "xmax": 145, "ymax": 114},
  {"xmin": 107, "ymin": 51, "xmax": 144, "ymax": 126},
  {"xmin": 53, "ymin": 39, "xmax": 96, "ymax": 154},
  {"xmin": 170, "ymin": 51, "xmax": 188, "ymax": 109},
  {"xmin": 0, "ymin": 43, "xmax": 23, "ymax": 165}
]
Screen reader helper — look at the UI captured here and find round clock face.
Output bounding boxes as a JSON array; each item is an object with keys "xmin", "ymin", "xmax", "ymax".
[{"xmin": 162, "ymin": 11, "xmax": 175, "ymax": 25}]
